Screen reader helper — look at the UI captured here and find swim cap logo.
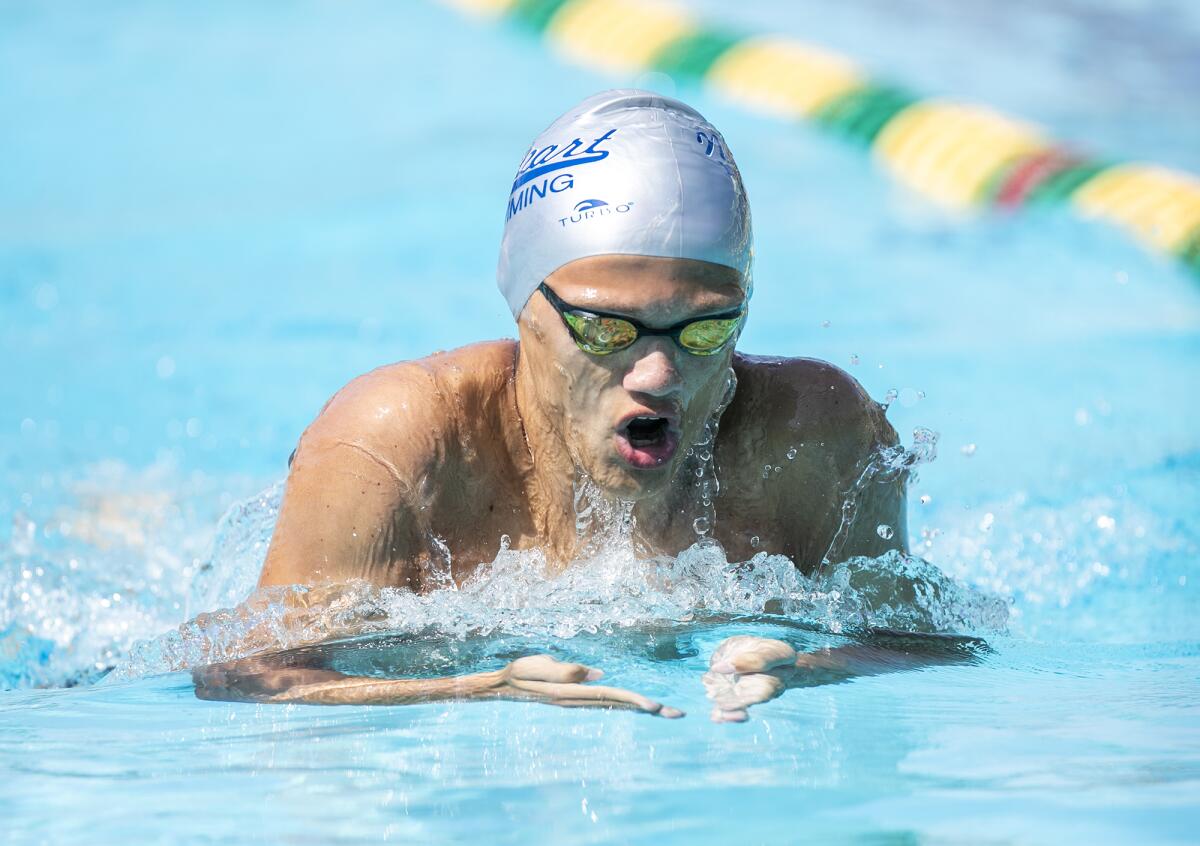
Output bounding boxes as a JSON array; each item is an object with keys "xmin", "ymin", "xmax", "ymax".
[
  {"xmin": 694, "ymin": 130, "xmax": 725, "ymax": 159},
  {"xmin": 506, "ymin": 129, "xmax": 618, "ymax": 221},
  {"xmin": 558, "ymin": 200, "xmax": 634, "ymax": 228},
  {"xmin": 695, "ymin": 129, "xmax": 735, "ymax": 176}
]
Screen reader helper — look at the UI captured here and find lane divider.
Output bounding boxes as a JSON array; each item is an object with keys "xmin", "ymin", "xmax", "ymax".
[{"xmin": 441, "ymin": 0, "xmax": 1200, "ymax": 277}]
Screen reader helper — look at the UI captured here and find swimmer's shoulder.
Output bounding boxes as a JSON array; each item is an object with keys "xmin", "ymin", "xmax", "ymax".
[
  {"xmin": 295, "ymin": 340, "xmax": 518, "ymax": 471},
  {"xmin": 728, "ymin": 353, "xmax": 896, "ymax": 468}
]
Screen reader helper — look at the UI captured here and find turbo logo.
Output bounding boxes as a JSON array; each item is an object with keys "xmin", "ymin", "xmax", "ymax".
[
  {"xmin": 506, "ymin": 128, "xmax": 618, "ymax": 221},
  {"xmin": 558, "ymin": 199, "xmax": 634, "ymax": 227}
]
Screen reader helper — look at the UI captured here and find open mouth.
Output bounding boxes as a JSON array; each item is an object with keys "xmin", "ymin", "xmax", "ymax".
[{"xmin": 614, "ymin": 415, "xmax": 680, "ymax": 469}]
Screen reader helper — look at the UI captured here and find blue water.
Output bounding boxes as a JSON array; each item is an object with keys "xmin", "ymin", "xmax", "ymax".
[{"xmin": 2, "ymin": 0, "xmax": 1199, "ymax": 842}]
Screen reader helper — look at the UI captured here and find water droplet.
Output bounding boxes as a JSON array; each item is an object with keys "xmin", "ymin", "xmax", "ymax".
[
  {"xmin": 750, "ymin": 535, "xmax": 760, "ymax": 548},
  {"xmin": 821, "ymin": 320, "xmax": 831, "ymax": 328},
  {"xmin": 786, "ymin": 447, "xmax": 797, "ymax": 460},
  {"xmin": 919, "ymin": 494, "xmax": 932, "ymax": 505},
  {"xmin": 876, "ymin": 524, "xmax": 894, "ymax": 540},
  {"xmin": 692, "ymin": 516, "xmax": 711, "ymax": 535},
  {"xmin": 849, "ymin": 354, "xmax": 860, "ymax": 365},
  {"xmin": 960, "ymin": 443, "xmax": 977, "ymax": 457},
  {"xmin": 884, "ymin": 388, "xmax": 898, "ymax": 405}
]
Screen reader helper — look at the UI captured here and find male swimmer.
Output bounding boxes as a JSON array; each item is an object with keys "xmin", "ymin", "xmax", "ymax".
[{"xmin": 195, "ymin": 90, "xmax": 966, "ymax": 722}]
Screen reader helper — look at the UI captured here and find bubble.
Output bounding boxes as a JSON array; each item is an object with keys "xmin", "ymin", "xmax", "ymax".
[
  {"xmin": 155, "ymin": 356, "xmax": 176, "ymax": 380},
  {"xmin": 961, "ymin": 443, "xmax": 977, "ymax": 457},
  {"xmin": 979, "ymin": 512, "xmax": 995, "ymax": 532},
  {"xmin": 821, "ymin": 320, "xmax": 831, "ymax": 328},
  {"xmin": 920, "ymin": 495, "xmax": 932, "ymax": 505},
  {"xmin": 692, "ymin": 516, "xmax": 711, "ymax": 535},
  {"xmin": 849, "ymin": 354, "xmax": 860, "ymax": 365},
  {"xmin": 884, "ymin": 388, "xmax": 899, "ymax": 406},
  {"xmin": 876, "ymin": 524, "xmax": 894, "ymax": 540},
  {"xmin": 786, "ymin": 447, "xmax": 797, "ymax": 460},
  {"xmin": 750, "ymin": 536, "xmax": 760, "ymax": 548}
]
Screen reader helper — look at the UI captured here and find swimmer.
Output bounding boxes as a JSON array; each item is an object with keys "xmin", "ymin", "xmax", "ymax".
[{"xmin": 195, "ymin": 90, "xmax": 964, "ymax": 721}]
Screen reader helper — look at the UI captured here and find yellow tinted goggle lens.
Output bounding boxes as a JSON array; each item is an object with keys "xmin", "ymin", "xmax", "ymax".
[
  {"xmin": 563, "ymin": 312, "xmax": 638, "ymax": 354},
  {"xmin": 679, "ymin": 318, "xmax": 741, "ymax": 354}
]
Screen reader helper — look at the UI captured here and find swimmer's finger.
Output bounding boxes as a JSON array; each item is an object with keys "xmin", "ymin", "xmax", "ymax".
[
  {"xmin": 710, "ymin": 706, "xmax": 749, "ymax": 723},
  {"xmin": 703, "ymin": 669, "xmax": 786, "ymax": 722},
  {"xmin": 733, "ymin": 672, "xmax": 786, "ymax": 704},
  {"xmin": 509, "ymin": 678, "xmax": 678, "ymax": 716},
  {"xmin": 701, "ymin": 670, "xmax": 746, "ymax": 712},
  {"xmin": 552, "ymin": 698, "xmax": 685, "ymax": 718},
  {"xmin": 508, "ymin": 654, "xmax": 603, "ymax": 683}
]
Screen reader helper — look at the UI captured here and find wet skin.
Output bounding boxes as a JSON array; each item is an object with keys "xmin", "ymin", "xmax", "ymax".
[{"xmin": 198, "ymin": 255, "xmax": 922, "ymax": 720}]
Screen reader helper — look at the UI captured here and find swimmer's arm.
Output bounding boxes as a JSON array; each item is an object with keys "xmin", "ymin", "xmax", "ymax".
[
  {"xmin": 192, "ymin": 653, "xmax": 683, "ymax": 717},
  {"xmin": 258, "ymin": 368, "xmax": 448, "ymax": 589},
  {"xmin": 703, "ymin": 630, "xmax": 983, "ymax": 722}
]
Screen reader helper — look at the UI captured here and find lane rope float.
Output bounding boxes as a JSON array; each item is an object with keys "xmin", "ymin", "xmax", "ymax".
[{"xmin": 440, "ymin": 0, "xmax": 1200, "ymax": 278}]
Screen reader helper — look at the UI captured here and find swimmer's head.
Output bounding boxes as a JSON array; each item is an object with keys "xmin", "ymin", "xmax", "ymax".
[
  {"xmin": 503, "ymin": 91, "xmax": 753, "ymax": 499},
  {"xmin": 497, "ymin": 88, "xmax": 753, "ymax": 318}
]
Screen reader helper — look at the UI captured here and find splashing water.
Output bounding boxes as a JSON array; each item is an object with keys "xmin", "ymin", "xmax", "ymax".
[
  {"xmin": 113, "ymin": 542, "xmax": 1008, "ymax": 683},
  {"xmin": 110, "ymin": 421, "xmax": 1007, "ymax": 682},
  {"xmin": 822, "ymin": 427, "xmax": 940, "ymax": 567},
  {"xmin": 2, "ymin": 420, "xmax": 1016, "ymax": 690}
]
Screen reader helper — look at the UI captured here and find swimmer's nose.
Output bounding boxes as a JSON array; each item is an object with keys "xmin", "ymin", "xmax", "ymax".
[{"xmin": 622, "ymin": 342, "xmax": 682, "ymax": 398}]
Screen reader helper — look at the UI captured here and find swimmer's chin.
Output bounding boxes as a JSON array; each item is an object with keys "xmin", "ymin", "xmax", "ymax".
[{"xmin": 581, "ymin": 440, "xmax": 681, "ymax": 501}]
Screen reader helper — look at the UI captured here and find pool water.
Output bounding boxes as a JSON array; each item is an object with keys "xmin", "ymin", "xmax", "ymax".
[{"xmin": 2, "ymin": 1, "xmax": 1199, "ymax": 842}]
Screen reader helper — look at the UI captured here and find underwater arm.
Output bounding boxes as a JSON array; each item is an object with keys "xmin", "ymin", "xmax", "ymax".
[
  {"xmin": 193, "ymin": 652, "xmax": 683, "ymax": 716},
  {"xmin": 703, "ymin": 630, "xmax": 983, "ymax": 722}
]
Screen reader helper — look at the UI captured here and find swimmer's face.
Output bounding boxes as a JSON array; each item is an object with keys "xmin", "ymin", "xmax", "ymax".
[{"xmin": 518, "ymin": 255, "xmax": 746, "ymax": 499}]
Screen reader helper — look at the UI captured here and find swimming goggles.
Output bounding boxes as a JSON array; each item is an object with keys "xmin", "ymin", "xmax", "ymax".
[{"xmin": 537, "ymin": 281, "xmax": 746, "ymax": 357}]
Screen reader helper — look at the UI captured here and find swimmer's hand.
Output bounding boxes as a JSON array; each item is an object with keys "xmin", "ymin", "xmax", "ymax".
[
  {"xmin": 702, "ymin": 635, "xmax": 800, "ymax": 723},
  {"xmin": 194, "ymin": 653, "xmax": 683, "ymax": 718},
  {"xmin": 486, "ymin": 655, "xmax": 684, "ymax": 717},
  {"xmin": 703, "ymin": 630, "xmax": 988, "ymax": 722}
]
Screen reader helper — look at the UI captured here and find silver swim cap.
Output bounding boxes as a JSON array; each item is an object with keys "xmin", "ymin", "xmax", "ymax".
[{"xmin": 496, "ymin": 89, "xmax": 753, "ymax": 318}]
